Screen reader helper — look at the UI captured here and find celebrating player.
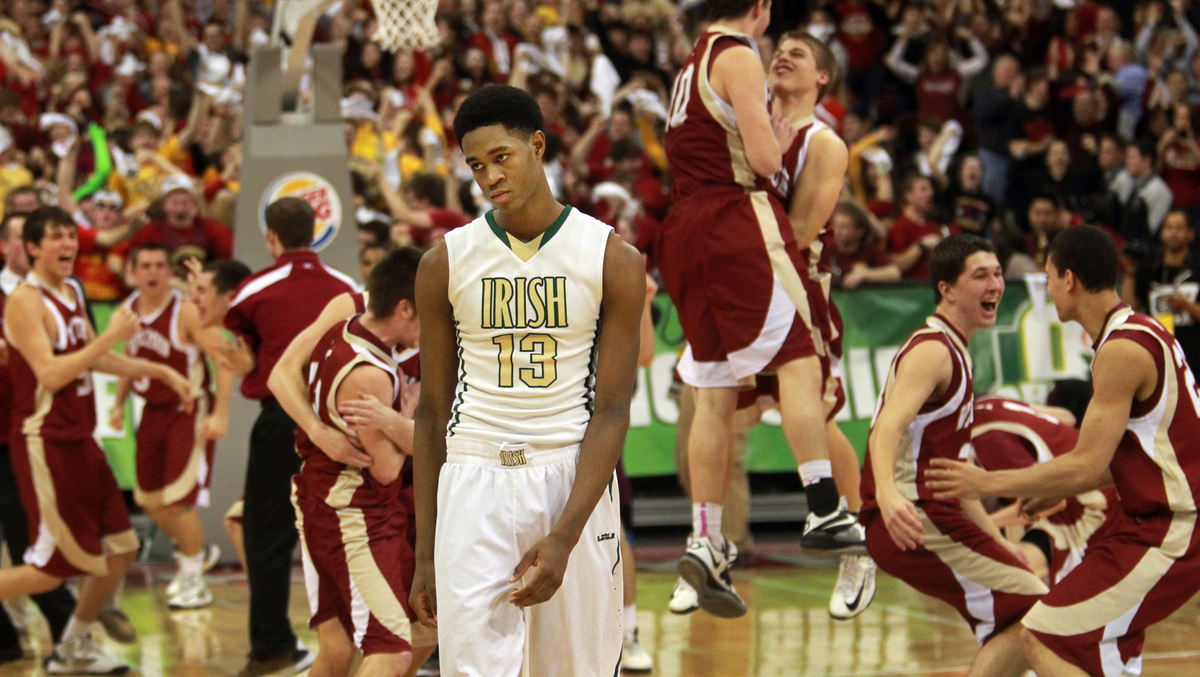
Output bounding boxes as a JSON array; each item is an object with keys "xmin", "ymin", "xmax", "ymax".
[
  {"xmin": 860, "ymin": 234, "xmax": 1047, "ymax": 677},
  {"xmin": 929, "ymin": 225, "xmax": 1200, "ymax": 676},
  {"xmin": 658, "ymin": 0, "xmax": 862, "ymax": 619}
]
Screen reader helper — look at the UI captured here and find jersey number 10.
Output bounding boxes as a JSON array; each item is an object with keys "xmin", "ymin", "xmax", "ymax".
[{"xmin": 493, "ymin": 333, "xmax": 558, "ymax": 388}]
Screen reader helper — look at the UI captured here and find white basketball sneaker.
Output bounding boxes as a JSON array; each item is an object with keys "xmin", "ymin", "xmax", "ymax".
[
  {"xmin": 668, "ymin": 577, "xmax": 700, "ymax": 614},
  {"xmin": 677, "ymin": 535, "xmax": 747, "ymax": 618},
  {"xmin": 167, "ymin": 575, "xmax": 213, "ymax": 611},
  {"xmin": 829, "ymin": 554, "xmax": 877, "ymax": 620},
  {"xmin": 45, "ymin": 630, "xmax": 130, "ymax": 675},
  {"xmin": 621, "ymin": 627, "xmax": 653, "ymax": 673}
]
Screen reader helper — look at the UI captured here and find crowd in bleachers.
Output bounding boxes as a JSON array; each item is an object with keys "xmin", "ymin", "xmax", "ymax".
[{"xmin": 0, "ymin": 0, "xmax": 1198, "ymax": 298}]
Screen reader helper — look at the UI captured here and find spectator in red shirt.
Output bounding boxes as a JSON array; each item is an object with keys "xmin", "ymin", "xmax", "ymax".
[
  {"xmin": 822, "ymin": 202, "xmax": 900, "ymax": 289},
  {"xmin": 1160, "ymin": 103, "xmax": 1200, "ymax": 220},
  {"xmin": 467, "ymin": 0, "xmax": 520, "ymax": 82},
  {"xmin": 889, "ymin": 173, "xmax": 954, "ymax": 279},
  {"xmin": 115, "ymin": 174, "xmax": 233, "ymax": 275}
]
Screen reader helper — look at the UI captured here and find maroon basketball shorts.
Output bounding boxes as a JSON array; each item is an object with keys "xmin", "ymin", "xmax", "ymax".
[
  {"xmin": 293, "ymin": 484, "xmax": 416, "ymax": 656},
  {"xmin": 1024, "ymin": 510, "xmax": 1200, "ymax": 676},
  {"xmin": 135, "ymin": 401, "xmax": 215, "ymax": 510},
  {"xmin": 863, "ymin": 501, "xmax": 1047, "ymax": 644},
  {"xmin": 659, "ymin": 189, "xmax": 816, "ymax": 387},
  {"xmin": 10, "ymin": 434, "xmax": 137, "ymax": 577}
]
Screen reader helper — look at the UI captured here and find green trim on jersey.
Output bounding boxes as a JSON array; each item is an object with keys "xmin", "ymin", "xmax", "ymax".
[{"xmin": 485, "ymin": 205, "xmax": 573, "ymax": 251}]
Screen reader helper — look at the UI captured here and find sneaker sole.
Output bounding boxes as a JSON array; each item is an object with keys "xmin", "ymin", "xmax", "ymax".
[
  {"xmin": 168, "ymin": 597, "xmax": 213, "ymax": 611},
  {"xmin": 829, "ymin": 578, "xmax": 877, "ymax": 621},
  {"xmin": 677, "ymin": 554, "xmax": 747, "ymax": 618},
  {"xmin": 668, "ymin": 601, "xmax": 700, "ymax": 615},
  {"xmin": 800, "ymin": 533, "xmax": 869, "ymax": 555},
  {"xmin": 621, "ymin": 663, "xmax": 654, "ymax": 674}
]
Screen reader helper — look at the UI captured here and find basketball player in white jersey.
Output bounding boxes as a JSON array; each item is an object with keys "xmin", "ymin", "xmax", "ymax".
[{"xmin": 410, "ymin": 85, "xmax": 644, "ymax": 676}]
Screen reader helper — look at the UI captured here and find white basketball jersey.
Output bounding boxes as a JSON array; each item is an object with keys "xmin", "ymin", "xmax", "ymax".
[{"xmin": 443, "ymin": 206, "xmax": 612, "ymax": 445}]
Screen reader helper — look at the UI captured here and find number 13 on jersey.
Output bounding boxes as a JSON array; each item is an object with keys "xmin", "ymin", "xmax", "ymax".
[{"xmin": 493, "ymin": 333, "xmax": 558, "ymax": 388}]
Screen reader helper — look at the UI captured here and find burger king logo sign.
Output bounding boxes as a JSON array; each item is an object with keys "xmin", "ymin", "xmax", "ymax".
[{"xmin": 259, "ymin": 172, "xmax": 342, "ymax": 251}]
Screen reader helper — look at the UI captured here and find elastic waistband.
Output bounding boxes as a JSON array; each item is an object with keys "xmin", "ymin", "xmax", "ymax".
[{"xmin": 445, "ymin": 438, "xmax": 579, "ymax": 468}]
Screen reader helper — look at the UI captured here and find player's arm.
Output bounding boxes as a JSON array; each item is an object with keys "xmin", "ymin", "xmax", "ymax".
[
  {"xmin": 410, "ymin": 244, "xmax": 457, "ymax": 627},
  {"xmin": 786, "ymin": 130, "xmax": 848, "ymax": 250},
  {"xmin": 109, "ymin": 374, "xmax": 131, "ymax": 431},
  {"xmin": 510, "ymin": 234, "xmax": 644, "ymax": 607},
  {"xmin": 929, "ymin": 338, "xmax": 1149, "ymax": 500},
  {"xmin": 3, "ymin": 287, "xmax": 138, "ymax": 393},
  {"xmin": 867, "ymin": 340, "xmax": 952, "ymax": 550},
  {"xmin": 712, "ymin": 44, "xmax": 783, "ymax": 178},
  {"xmin": 178, "ymin": 301, "xmax": 236, "ymax": 439},
  {"xmin": 267, "ymin": 292, "xmax": 373, "ymax": 467},
  {"xmin": 338, "ymin": 365, "xmax": 406, "ymax": 485},
  {"xmin": 92, "ymin": 351, "xmax": 195, "ymax": 410},
  {"xmin": 637, "ymin": 272, "xmax": 656, "ymax": 368}
]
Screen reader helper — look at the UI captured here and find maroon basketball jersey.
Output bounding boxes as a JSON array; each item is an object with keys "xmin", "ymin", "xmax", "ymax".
[
  {"xmin": 1096, "ymin": 305, "xmax": 1200, "ymax": 516},
  {"xmin": 294, "ymin": 316, "xmax": 402, "ymax": 508},
  {"xmin": 665, "ymin": 27, "xmax": 767, "ymax": 200},
  {"xmin": 8, "ymin": 276, "xmax": 96, "ymax": 442},
  {"xmin": 971, "ymin": 396, "xmax": 1080, "ymax": 469},
  {"xmin": 125, "ymin": 290, "xmax": 208, "ymax": 406},
  {"xmin": 862, "ymin": 315, "xmax": 974, "ymax": 507}
]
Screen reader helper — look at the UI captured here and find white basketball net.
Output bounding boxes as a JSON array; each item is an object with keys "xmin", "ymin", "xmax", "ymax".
[{"xmin": 371, "ymin": 0, "xmax": 439, "ymax": 51}]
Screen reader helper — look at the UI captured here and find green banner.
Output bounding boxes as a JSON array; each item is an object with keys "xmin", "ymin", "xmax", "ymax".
[{"xmin": 621, "ymin": 281, "xmax": 1092, "ymax": 477}]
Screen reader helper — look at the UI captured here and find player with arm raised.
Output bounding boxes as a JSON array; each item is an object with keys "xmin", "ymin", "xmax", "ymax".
[{"xmin": 657, "ymin": 0, "xmax": 863, "ymax": 619}]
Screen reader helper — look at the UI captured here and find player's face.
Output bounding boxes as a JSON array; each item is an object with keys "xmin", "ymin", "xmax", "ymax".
[
  {"xmin": 192, "ymin": 271, "xmax": 229, "ymax": 326},
  {"xmin": 462, "ymin": 124, "xmax": 543, "ymax": 213},
  {"xmin": 28, "ymin": 222, "xmax": 78, "ymax": 280},
  {"xmin": 950, "ymin": 251, "xmax": 1005, "ymax": 329},
  {"xmin": 133, "ymin": 250, "xmax": 171, "ymax": 294},
  {"xmin": 1044, "ymin": 259, "xmax": 1071, "ymax": 322},
  {"xmin": 769, "ymin": 38, "xmax": 824, "ymax": 97}
]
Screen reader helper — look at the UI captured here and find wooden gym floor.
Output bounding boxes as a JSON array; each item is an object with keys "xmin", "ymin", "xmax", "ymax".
[{"xmin": 1, "ymin": 540, "xmax": 1199, "ymax": 676}]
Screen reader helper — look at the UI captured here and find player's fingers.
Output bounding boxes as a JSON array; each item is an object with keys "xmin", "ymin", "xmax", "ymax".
[{"xmin": 511, "ymin": 548, "xmax": 537, "ymax": 583}]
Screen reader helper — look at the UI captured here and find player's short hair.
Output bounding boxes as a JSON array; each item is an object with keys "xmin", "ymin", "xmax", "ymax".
[
  {"xmin": 23, "ymin": 205, "xmax": 76, "ymax": 248},
  {"xmin": 264, "ymin": 197, "xmax": 315, "ymax": 250},
  {"xmin": 358, "ymin": 220, "xmax": 390, "ymax": 247},
  {"xmin": 204, "ymin": 259, "xmax": 252, "ymax": 294},
  {"xmin": 452, "ymin": 85, "xmax": 545, "ymax": 143},
  {"xmin": 706, "ymin": 0, "xmax": 763, "ymax": 21},
  {"xmin": 930, "ymin": 233, "xmax": 996, "ymax": 303},
  {"xmin": 0, "ymin": 211, "xmax": 27, "ymax": 240},
  {"xmin": 367, "ymin": 246, "xmax": 423, "ymax": 319},
  {"xmin": 404, "ymin": 172, "xmax": 447, "ymax": 208},
  {"xmin": 779, "ymin": 30, "xmax": 841, "ymax": 101},
  {"xmin": 130, "ymin": 242, "xmax": 170, "ymax": 266},
  {"xmin": 1047, "ymin": 225, "xmax": 1118, "ymax": 292}
]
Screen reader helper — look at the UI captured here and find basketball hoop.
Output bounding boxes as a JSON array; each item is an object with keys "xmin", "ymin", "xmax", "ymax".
[{"xmin": 370, "ymin": 0, "xmax": 439, "ymax": 52}]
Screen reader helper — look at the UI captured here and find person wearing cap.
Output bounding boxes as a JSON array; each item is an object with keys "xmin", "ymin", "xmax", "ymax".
[{"xmin": 112, "ymin": 174, "xmax": 232, "ymax": 276}]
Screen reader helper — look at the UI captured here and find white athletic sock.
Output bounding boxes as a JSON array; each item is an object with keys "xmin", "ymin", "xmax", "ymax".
[
  {"xmin": 692, "ymin": 502, "xmax": 723, "ymax": 548},
  {"xmin": 623, "ymin": 604, "xmax": 637, "ymax": 641},
  {"xmin": 798, "ymin": 460, "xmax": 833, "ymax": 487},
  {"xmin": 61, "ymin": 615, "xmax": 87, "ymax": 644},
  {"xmin": 179, "ymin": 550, "xmax": 205, "ymax": 576}
]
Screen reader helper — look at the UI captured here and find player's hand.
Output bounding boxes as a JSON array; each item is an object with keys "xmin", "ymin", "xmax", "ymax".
[
  {"xmin": 927, "ymin": 458, "xmax": 990, "ymax": 500},
  {"xmin": 163, "ymin": 370, "xmax": 196, "ymax": 414},
  {"xmin": 878, "ymin": 486, "xmax": 924, "ymax": 550},
  {"xmin": 215, "ymin": 335, "xmax": 255, "ymax": 376},
  {"xmin": 203, "ymin": 414, "xmax": 227, "ymax": 440},
  {"xmin": 509, "ymin": 532, "xmax": 572, "ymax": 607},
  {"xmin": 399, "ymin": 381, "xmax": 421, "ymax": 419},
  {"xmin": 410, "ymin": 559, "xmax": 438, "ymax": 628},
  {"xmin": 109, "ymin": 405, "xmax": 124, "ymax": 432},
  {"xmin": 771, "ymin": 110, "xmax": 798, "ymax": 150},
  {"xmin": 105, "ymin": 306, "xmax": 140, "ymax": 343},
  {"xmin": 311, "ymin": 423, "xmax": 373, "ymax": 468},
  {"xmin": 338, "ymin": 392, "xmax": 399, "ymax": 431},
  {"xmin": 1017, "ymin": 496, "xmax": 1067, "ymax": 523}
]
